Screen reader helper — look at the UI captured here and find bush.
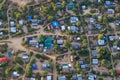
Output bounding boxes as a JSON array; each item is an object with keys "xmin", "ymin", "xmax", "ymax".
[
  {"xmin": 35, "ymin": 54, "xmax": 49, "ymax": 60},
  {"xmin": 14, "ymin": 56, "xmax": 24, "ymax": 65},
  {"xmin": 13, "ymin": 66, "xmax": 23, "ymax": 73},
  {"xmin": 90, "ymin": 9, "xmax": 96, "ymax": 13}
]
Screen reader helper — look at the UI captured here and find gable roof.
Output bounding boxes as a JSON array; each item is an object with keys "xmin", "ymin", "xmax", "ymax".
[
  {"xmin": 0, "ymin": 57, "xmax": 8, "ymax": 63},
  {"xmin": 116, "ymin": 70, "xmax": 120, "ymax": 75},
  {"xmin": 92, "ymin": 59, "xmax": 98, "ymax": 65}
]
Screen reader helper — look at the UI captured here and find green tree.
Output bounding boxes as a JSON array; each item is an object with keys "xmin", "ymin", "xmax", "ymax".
[
  {"xmin": 51, "ymin": 2, "xmax": 57, "ymax": 11},
  {"xmin": 98, "ymin": 47, "xmax": 110, "ymax": 59},
  {"xmin": 21, "ymin": 5, "xmax": 27, "ymax": 11},
  {"xmin": 22, "ymin": 40, "xmax": 28, "ymax": 46},
  {"xmin": 14, "ymin": 12, "xmax": 22, "ymax": 19},
  {"xmin": 101, "ymin": 59, "xmax": 106, "ymax": 66},
  {"xmin": 14, "ymin": 56, "xmax": 23, "ymax": 65},
  {"xmin": 113, "ymin": 41, "xmax": 118, "ymax": 46},
  {"xmin": 103, "ymin": 15, "xmax": 108, "ymax": 24},
  {"xmin": 109, "ymin": 69, "xmax": 115, "ymax": 76},
  {"xmin": 13, "ymin": 66, "xmax": 23, "ymax": 73},
  {"xmin": 40, "ymin": 71, "xmax": 48, "ymax": 77},
  {"xmin": 82, "ymin": 39, "xmax": 87, "ymax": 47},
  {"xmin": 34, "ymin": 15, "xmax": 39, "ymax": 19},
  {"xmin": 75, "ymin": 61, "xmax": 81, "ymax": 73},
  {"xmin": 25, "ymin": 64, "xmax": 32, "ymax": 77},
  {"xmin": 47, "ymin": 15, "xmax": 54, "ymax": 22},
  {"xmin": 53, "ymin": 44, "xmax": 59, "ymax": 51},
  {"xmin": 98, "ymin": 78, "xmax": 103, "ymax": 80},
  {"xmin": 30, "ymin": 58, "xmax": 36, "ymax": 64},
  {"xmin": 38, "ymin": 34, "xmax": 44, "ymax": 43},
  {"xmin": 5, "ymin": 68, "xmax": 11, "ymax": 77},
  {"xmin": 76, "ymin": 21, "xmax": 81, "ymax": 27},
  {"xmin": 98, "ymin": 33, "xmax": 104, "ymax": 39},
  {"xmin": 98, "ymin": 17, "xmax": 103, "ymax": 23},
  {"xmin": 61, "ymin": 1, "xmax": 65, "ymax": 8}
]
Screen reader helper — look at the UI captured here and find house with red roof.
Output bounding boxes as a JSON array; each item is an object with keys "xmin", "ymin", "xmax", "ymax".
[
  {"xmin": 0, "ymin": 57, "xmax": 8, "ymax": 63},
  {"xmin": 116, "ymin": 70, "xmax": 120, "ymax": 75}
]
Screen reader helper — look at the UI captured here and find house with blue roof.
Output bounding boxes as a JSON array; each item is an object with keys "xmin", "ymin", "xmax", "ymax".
[
  {"xmin": 28, "ymin": 16, "xmax": 32, "ymax": 21},
  {"xmin": 44, "ymin": 38, "xmax": 54, "ymax": 49},
  {"xmin": 32, "ymin": 64, "xmax": 37, "ymax": 70},
  {"xmin": 67, "ymin": 3, "xmax": 74, "ymax": 10},
  {"xmin": 7, "ymin": 51, "xmax": 13, "ymax": 57},
  {"xmin": 106, "ymin": 1, "xmax": 111, "ymax": 7},
  {"xmin": 52, "ymin": 21, "xmax": 59, "ymax": 27},
  {"xmin": 56, "ymin": 2, "xmax": 62, "ymax": 8}
]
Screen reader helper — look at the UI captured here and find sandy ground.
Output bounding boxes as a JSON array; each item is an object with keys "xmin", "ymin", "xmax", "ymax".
[
  {"xmin": 8, "ymin": 37, "xmax": 26, "ymax": 51},
  {"xmin": 10, "ymin": 0, "xmax": 30, "ymax": 6}
]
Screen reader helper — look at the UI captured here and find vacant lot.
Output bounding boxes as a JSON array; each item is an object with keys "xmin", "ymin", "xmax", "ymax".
[{"xmin": 10, "ymin": 0, "xmax": 29, "ymax": 6}]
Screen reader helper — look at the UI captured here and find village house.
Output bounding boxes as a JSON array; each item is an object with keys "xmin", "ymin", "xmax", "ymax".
[
  {"xmin": 98, "ymin": 39, "xmax": 105, "ymax": 46},
  {"xmin": 113, "ymin": 45, "xmax": 120, "ymax": 51},
  {"xmin": 47, "ymin": 75, "xmax": 52, "ymax": 80},
  {"xmin": 56, "ymin": 2, "xmax": 61, "ymax": 8},
  {"xmin": 31, "ymin": 19, "xmax": 40, "ymax": 26},
  {"xmin": 90, "ymin": 18, "xmax": 95, "ymax": 23},
  {"xmin": 92, "ymin": 50, "xmax": 98, "ymax": 57},
  {"xmin": 88, "ymin": 74, "xmax": 97, "ymax": 80},
  {"xmin": 0, "ymin": 20, "xmax": 3, "ymax": 27},
  {"xmin": 92, "ymin": 59, "xmax": 99, "ymax": 65},
  {"xmin": 57, "ymin": 39, "xmax": 64, "ymax": 45},
  {"xmin": 29, "ymin": 38, "xmax": 39, "ymax": 47},
  {"xmin": 115, "ymin": 20, "xmax": 120, "ymax": 26},
  {"xmin": 62, "ymin": 63, "xmax": 73, "ymax": 72},
  {"xmin": 72, "ymin": 74, "xmax": 83, "ymax": 80},
  {"xmin": 0, "ymin": 57, "xmax": 8, "ymax": 66},
  {"xmin": 109, "ymin": 36, "xmax": 115, "ymax": 41},
  {"xmin": 106, "ymin": 1, "xmax": 111, "ymax": 7},
  {"xmin": 79, "ymin": 60, "xmax": 89, "ymax": 69},
  {"xmin": 58, "ymin": 76, "xmax": 67, "ymax": 80},
  {"xmin": 70, "ymin": 17, "xmax": 79, "ymax": 24},
  {"xmin": 42, "ymin": 63, "xmax": 50, "ymax": 69},
  {"xmin": 52, "ymin": 21, "xmax": 59, "ymax": 28},
  {"xmin": 68, "ymin": 26, "xmax": 79, "ymax": 33},
  {"xmin": 19, "ymin": 20, "xmax": 23, "ymax": 25},
  {"xmin": 12, "ymin": 71, "xmax": 20, "ymax": 79},
  {"xmin": 32, "ymin": 64, "xmax": 37, "ymax": 70},
  {"xmin": 67, "ymin": 3, "xmax": 74, "ymax": 10},
  {"xmin": 10, "ymin": 27, "xmax": 17, "ymax": 33},
  {"xmin": 30, "ymin": 77, "xmax": 36, "ymax": 80},
  {"xmin": 22, "ymin": 54, "xmax": 29, "ymax": 60},
  {"xmin": 107, "ymin": 9, "xmax": 115, "ymax": 14},
  {"xmin": 60, "ymin": 25, "xmax": 66, "ymax": 31},
  {"xmin": 82, "ymin": 5, "xmax": 87, "ymax": 10},
  {"xmin": 10, "ymin": 21, "xmax": 15, "ymax": 27},
  {"xmin": 0, "ymin": 31, "xmax": 3, "ymax": 35}
]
